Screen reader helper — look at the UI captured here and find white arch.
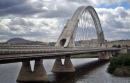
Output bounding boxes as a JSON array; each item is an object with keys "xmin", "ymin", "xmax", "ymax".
[{"xmin": 55, "ymin": 6, "xmax": 105, "ymax": 47}]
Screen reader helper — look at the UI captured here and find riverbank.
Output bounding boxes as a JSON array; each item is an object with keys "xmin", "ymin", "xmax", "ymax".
[{"xmin": 107, "ymin": 54, "xmax": 130, "ymax": 77}]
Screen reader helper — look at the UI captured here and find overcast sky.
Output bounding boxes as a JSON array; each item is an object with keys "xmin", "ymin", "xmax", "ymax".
[{"xmin": 0, "ymin": 0, "xmax": 130, "ymax": 42}]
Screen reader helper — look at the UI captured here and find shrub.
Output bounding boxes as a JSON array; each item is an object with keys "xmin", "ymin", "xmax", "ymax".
[
  {"xmin": 117, "ymin": 44, "xmax": 121, "ymax": 48},
  {"xmin": 107, "ymin": 54, "xmax": 130, "ymax": 74},
  {"xmin": 112, "ymin": 45, "xmax": 117, "ymax": 47}
]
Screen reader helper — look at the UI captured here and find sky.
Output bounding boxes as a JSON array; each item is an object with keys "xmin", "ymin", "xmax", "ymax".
[{"xmin": 0, "ymin": 0, "xmax": 130, "ymax": 42}]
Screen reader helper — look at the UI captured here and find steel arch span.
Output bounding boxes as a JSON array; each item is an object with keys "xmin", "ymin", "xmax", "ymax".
[{"xmin": 55, "ymin": 6, "xmax": 105, "ymax": 47}]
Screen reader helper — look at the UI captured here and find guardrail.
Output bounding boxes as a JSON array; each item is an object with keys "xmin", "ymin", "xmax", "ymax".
[
  {"xmin": 0, "ymin": 45, "xmax": 63, "ymax": 49},
  {"xmin": 0, "ymin": 47, "xmax": 120, "ymax": 55}
]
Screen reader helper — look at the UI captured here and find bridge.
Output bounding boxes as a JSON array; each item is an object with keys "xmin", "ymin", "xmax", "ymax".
[{"xmin": 0, "ymin": 6, "xmax": 122, "ymax": 82}]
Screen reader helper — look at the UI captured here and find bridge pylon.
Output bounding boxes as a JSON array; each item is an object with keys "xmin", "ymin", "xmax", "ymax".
[{"xmin": 55, "ymin": 19, "xmax": 79, "ymax": 48}]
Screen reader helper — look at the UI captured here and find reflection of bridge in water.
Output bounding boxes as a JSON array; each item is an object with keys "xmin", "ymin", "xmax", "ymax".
[{"xmin": 0, "ymin": 6, "xmax": 122, "ymax": 82}]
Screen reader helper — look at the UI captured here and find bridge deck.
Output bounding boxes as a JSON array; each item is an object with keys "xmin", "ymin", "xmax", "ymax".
[{"xmin": 0, "ymin": 47, "xmax": 120, "ymax": 64}]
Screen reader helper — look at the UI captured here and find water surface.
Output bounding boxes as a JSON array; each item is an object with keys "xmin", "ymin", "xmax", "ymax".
[{"xmin": 0, "ymin": 58, "xmax": 130, "ymax": 83}]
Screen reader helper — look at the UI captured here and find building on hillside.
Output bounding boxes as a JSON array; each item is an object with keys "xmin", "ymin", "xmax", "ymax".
[
  {"xmin": 106, "ymin": 40, "xmax": 130, "ymax": 47},
  {"xmin": 75, "ymin": 39, "xmax": 99, "ymax": 47}
]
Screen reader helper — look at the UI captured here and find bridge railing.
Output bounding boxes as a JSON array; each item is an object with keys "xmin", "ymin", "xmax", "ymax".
[
  {"xmin": 0, "ymin": 44, "xmax": 121, "ymax": 55},
  {"xmin": 0, "ymin": 45, "xmax": 63, "ymax": 49}
]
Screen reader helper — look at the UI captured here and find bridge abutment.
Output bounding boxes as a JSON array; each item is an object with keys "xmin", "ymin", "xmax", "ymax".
[
  {"xmin": 52, "ymin": 56, "xmax": 75, "ymax": 72},
  {"xmin": 17, "ymin": 60, "xmax": 49, "ymax": 82}
]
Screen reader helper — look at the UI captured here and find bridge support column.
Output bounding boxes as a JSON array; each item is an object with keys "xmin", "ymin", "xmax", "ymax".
[
  {"xmin": 32, "ymin": 60, "xmax": 49, "ymax": 82},
  {"xmin": 17, "ymin": 61, "xmax": 32, "ymax": 82},
  {"xmin": 64, "ymin": 56, "xmax": 75, "ymax": 72},
  {"xmin": 51, "ymin": 57, "xmax": 63, "ymax": 72},
  {"xmin": 98, "ymin": 52, "xmax": 110, "ymax": 60},
  {"xmin": 52, "ymin": 56, "xmax": 75, "ymax": 72},
  {"xmin": 17, "ymin": 60, "xmax": 49, "ymax": 82},
  {"xmin": 107, "ymin": 52, "xmax": 113, "ymax": 58}
]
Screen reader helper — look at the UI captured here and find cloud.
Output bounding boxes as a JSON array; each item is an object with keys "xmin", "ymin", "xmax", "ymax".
[
  {"xmin": 0, "ymin": 0, "xmax": 130, "ymax": 42},
  {"xmin": 0, "ymin": 0, "xmax": 46, "ymax": 17},
  {"xmin": 96, "ymin": 7, "xmax": 130, "ymax": 40},
  {"xmin": 0, "ymin": 0, "xmax": 77, "ymax": 18},
  {"xmin": 0, "ymin": 17, "xmax": 64, "ymax": 42},
  {"xmin": 0, "ymin": 0, "xmax": 26, "ymax": 9},
  {"xmin": 0, "ymin": 0, "xmax": 130, "ymax": 18}
]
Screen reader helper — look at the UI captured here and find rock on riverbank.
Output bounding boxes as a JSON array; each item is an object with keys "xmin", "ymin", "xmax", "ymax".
[{"xmin": 114, "ymin": 68, "xmax": 130, "ymax": 76}]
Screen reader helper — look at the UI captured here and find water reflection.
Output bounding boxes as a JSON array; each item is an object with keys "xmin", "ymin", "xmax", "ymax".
[{"xmin": 50, "ymin": 60, "xmax": 108, "ymax": 83}]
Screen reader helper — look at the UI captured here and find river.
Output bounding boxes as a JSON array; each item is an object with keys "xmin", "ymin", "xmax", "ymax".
[{"xmin": 0, "ymin": 58, "xmax": 130, "ymax": 83}]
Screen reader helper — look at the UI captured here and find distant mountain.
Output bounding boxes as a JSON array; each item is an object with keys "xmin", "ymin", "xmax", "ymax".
[
  {"xmin": 48, "ymin": 42, "xmax": 56, "ymax": 46},
  {"xmin": 6, "ymin": 38, "xmax": 31, "ymax": 44}
]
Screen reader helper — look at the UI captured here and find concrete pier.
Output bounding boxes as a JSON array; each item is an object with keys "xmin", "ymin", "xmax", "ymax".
[
  {"xmin": 64, "ymin": 56, "xmax": 75, "ymax": 72},
  {"xmin": 107, "ymin": 52, "xmax": 113, "ymax": 58},
  {"xmin": 98, "ymin": 52, "xmax": 112, "ymax": 60},
  {"xmin": 17, "ymin": 61, "xmax": 32, "ymax": 82},
  {"xmin": 51, "ymin": 57, "xmax": 63, "ymax": 72},
  {"xmin": 17, "ymin": 60, "xmax": 49, "ymax": 82},
  {"xmin": 32, "ymin": 60, "xmax": 49, "ymax": 82},
  {"xmin": 52, "ymin": 56, "xmax": 75, "ymax": 72}
]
